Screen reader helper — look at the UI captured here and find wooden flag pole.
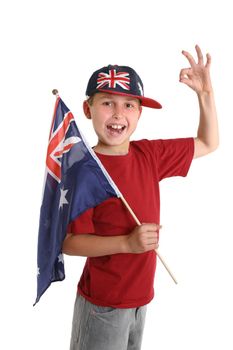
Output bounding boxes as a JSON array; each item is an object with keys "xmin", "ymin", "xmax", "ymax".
[{"xmin": 120, "ymin": 195, "xmax": 178, "ymax": 284}]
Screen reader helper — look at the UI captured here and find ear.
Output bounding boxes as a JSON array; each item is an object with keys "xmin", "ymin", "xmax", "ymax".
[{"xmin": 83, "ymin": 100, "xmax": 92, "ymax": 119}]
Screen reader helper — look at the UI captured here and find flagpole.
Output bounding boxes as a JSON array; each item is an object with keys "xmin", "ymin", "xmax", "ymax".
[{"xmin": 120, "ymin": 195, "xmax": 178, "ymax": 284}]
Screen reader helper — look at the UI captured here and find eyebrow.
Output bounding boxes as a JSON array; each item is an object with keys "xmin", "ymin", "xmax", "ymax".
[{"xmin": 98, "ymin": 94, "xmax": 112, "ymax": 99}]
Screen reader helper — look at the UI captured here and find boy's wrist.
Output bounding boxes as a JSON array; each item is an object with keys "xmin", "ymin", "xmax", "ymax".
[
  {"xmin": 197, "ymin": 89, "xmax": 214, "ymax": 98},
  {"xmin": 121, "ymin": 235, "xmax": 131, "ymax": 254}
]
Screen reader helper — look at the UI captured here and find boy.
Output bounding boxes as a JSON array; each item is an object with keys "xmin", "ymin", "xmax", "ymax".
[{"xmin": 63, "ymin": 45, "xmax": 219, "ymax": 350}]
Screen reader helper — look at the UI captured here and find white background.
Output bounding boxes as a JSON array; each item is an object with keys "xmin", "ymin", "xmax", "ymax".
[{"xmin": 1, "ymin": 0, "xmax": 232, "ymax": 349}]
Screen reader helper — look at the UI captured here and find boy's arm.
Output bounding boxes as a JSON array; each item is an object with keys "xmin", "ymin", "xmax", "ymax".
[
  {"xmin": 62, "ymin": 233, "xmax": 128, "ymax": 257},
  {"xmin": 62, "ymin": 223, "xmax": 160, "ymax": 257},
  {"xmin": 180, "ymin": 45, "xmax": 219, "ymax": 158}
]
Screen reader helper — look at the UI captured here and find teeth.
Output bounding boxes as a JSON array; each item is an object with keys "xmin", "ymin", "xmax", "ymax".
[{"xmin": 109, "ymin": 124, "xmax": 125, "ymax": 129}]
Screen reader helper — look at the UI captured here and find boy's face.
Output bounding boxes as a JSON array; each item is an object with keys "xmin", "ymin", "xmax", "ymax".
[{"xmin": 83, "ymin": 92, "xmax": 142, "ymax": 154}]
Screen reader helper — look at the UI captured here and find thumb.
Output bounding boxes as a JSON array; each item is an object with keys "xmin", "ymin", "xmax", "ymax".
[{"xmin": 179, "ymin": 77, "xmax": 194, "ymax": 89}]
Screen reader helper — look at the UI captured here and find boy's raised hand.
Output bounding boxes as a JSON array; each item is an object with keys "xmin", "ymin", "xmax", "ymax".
[{"xmin": 179, "ymin": 45, "xmax": 213, "ymax": 94}]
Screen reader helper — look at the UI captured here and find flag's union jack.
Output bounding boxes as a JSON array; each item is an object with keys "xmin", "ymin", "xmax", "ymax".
[
  {"xmin": 46, "ymin": 98, "xmax": 81, "ymax": 182},
  {"xmin": 97, "ymin": 69, "xmax": 130, "ymax": 90}
]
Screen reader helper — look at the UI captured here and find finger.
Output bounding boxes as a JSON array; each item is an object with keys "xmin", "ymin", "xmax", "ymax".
[
  {"xmin": 179, "ymin": 68, "xmax": 192, "ymax": 80},
  {"xmin": 206, "ymin": 53, "xmax": 211, "ymax": 68},
  {"xmin": 142, "ymin": 223, "xmax": 162, "ymax": 230},
  {"xmin": 146, "ymin": 227, "xmax": 161, "ymax": 234},
  {"xmin": 146, "ymin": 239, "xmax": 158, "ymax": 245},
  {"xmin": 146, "ymin": 239, "xmax": 158, "ymax": 246},
  {"xmin": 148, "ymin": 243, "xmax": 159, "ymax": 250},
  {"xmin": 146, "ymin": 231, "xmax": 159, "ymax": 238},
  {"xmin": 179, "ymin": 77, "xmax": 193, "ymax": 88},
  {"xmin": 145, "ymin": 233, "xmax": 159, "ymax": 242},
  {"xmin": 182, "ymin": 50, "xmax": 196, "ymax": 67},
  {"xmin": 195, "ymin": 44, "xmax": 204, "ymax": 65}
]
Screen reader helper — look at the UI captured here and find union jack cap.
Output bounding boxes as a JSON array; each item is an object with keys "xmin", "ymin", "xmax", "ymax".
[{"xmin": 86, "ymin": 65, "xmax": 162, "ymax": 109}]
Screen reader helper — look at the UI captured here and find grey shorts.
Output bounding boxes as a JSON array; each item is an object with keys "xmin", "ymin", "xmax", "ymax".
[{"xmin": 70, "ymin": 293, "xmax": 147, "ymax": 350}]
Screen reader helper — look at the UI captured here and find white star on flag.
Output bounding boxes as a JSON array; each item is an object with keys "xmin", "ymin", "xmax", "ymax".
[
  {"xmin": 59, "ymin": 188, "xmax": 69, "ymax": 209},
  {"xmin": 58, "ymin": 253, "xmax": 64, "ymax": 264}
]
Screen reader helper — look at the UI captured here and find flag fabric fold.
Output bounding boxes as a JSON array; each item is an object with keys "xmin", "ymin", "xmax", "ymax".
[{"xmin": 34, "ymin": 96, "xmax": 122, "ymax": 305}]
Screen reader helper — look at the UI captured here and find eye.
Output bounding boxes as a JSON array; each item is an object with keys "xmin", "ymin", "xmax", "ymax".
[
  {"xmin": 102, "ymin": 101, "xmax": 112, "ymax": 106},
  {"xmin": 125, "ymin": 103, "xmax": 135, "ymax": 109}
]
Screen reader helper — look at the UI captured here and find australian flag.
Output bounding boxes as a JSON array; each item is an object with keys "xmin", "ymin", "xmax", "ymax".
[{"xmin": 34, "ymin": 95, "xmax": 121, "ymax": 305}]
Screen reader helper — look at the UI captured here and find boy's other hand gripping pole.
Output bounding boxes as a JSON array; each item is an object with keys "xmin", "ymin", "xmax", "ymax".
[{"xmin": 120, "ymin": 195, "xmax": 178, "ymax": 285}]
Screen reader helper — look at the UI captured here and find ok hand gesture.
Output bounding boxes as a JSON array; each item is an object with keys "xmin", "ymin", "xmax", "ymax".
[{"xmin": 179, "ymin": 45, "xmax": 213, "ymax": 95}]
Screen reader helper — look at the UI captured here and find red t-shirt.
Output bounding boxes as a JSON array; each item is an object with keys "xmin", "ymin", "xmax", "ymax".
[{"xmin": 67, "ymin": 138, "xmax": 194, "ymax": 308}]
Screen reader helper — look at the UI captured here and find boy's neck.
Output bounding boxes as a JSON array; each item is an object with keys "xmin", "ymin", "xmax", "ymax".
[{"xmin": 93, "ymin": 141, "xmax": 130, "ymax": 156}]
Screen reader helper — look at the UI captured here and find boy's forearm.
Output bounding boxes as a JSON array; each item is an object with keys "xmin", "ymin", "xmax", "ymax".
[
  {"xmin": 180, "ymin": 46, "xmax": 219, "ymax": 158},
  {"xmin": 194, "ymin": 91, "xmax": 219, "ymax": 158},
  {"xmin": 62, "ymin": 233, "xmax": 129, "ymax": 257}
]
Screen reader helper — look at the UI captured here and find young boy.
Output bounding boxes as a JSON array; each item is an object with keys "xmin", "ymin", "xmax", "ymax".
[{"xmin": 63, "ymin": 45, "xmax": 219, "ymax": 350}]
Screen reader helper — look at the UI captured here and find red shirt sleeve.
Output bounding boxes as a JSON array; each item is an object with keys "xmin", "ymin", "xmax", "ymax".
[
  {"xmin": 67, "ymin": 208, "xmax": 95, "ymax": 235},
  {"xmin": 151, "ymin": 138, "xmax": 194, "ymax": 181}
]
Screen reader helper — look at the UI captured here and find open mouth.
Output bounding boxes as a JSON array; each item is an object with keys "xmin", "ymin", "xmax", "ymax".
[{"xmin": 106, "ymin": 124, "xmax": 127, "ymax": 134}]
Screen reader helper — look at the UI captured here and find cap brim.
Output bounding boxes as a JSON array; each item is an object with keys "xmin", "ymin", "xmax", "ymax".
[{"xmin": 98, "ymin": 89, "xmax": 162, "ymax": 109}]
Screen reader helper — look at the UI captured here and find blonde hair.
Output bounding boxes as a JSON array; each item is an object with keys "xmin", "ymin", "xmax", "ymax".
[{"xmin": 86, "ymin": 95, "xmax": 95, "ymax": 106}]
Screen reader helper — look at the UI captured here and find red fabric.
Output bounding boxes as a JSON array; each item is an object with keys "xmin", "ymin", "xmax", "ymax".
[{"xmin": 67, "ymin": 138, "xmax": 194, "ymax": 308}]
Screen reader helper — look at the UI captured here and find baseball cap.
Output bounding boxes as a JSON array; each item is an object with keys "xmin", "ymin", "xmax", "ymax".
[{"xmin": 85, "ymin": 65, "xmax": 162, "ymax": 109}]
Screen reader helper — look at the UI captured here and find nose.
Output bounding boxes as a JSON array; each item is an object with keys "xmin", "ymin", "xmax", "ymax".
[
  {"xmin": 113, "ymin": 113, "xmax": 121, "ymax": 120},
  {"xmin": 112, "ymin": 104, "xmax": 123, "ymax": 119}
]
